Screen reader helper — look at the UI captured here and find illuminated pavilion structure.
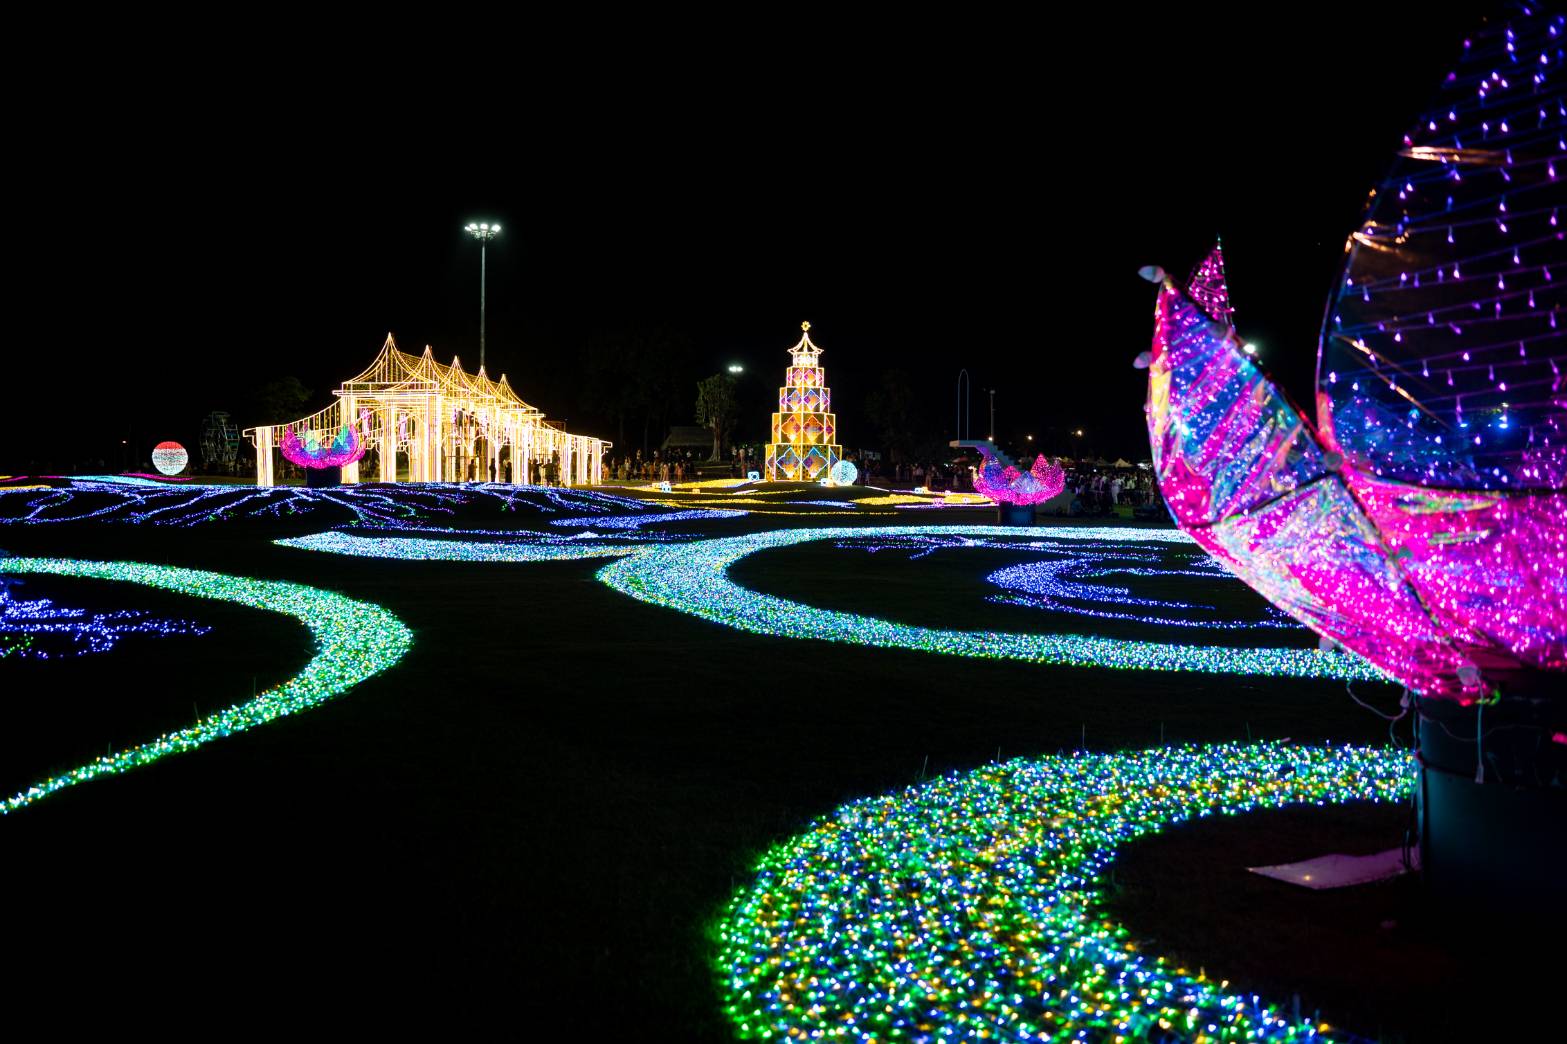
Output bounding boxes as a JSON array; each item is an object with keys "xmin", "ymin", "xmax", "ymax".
[
  {"xmin": 245, "ymin": 334, "xmax": 608, "ymax": 487},
  {"xmin": 766, "ymin": 322, "xmax": 841, "ymax": 481}
]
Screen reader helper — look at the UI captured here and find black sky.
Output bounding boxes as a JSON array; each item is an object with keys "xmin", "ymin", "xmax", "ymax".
[{"xmin": 3, "ymin": 7, "xmax": 1492, "ymax": 471}]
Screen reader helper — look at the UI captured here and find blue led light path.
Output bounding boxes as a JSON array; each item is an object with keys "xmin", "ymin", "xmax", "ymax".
[
  {"xmin": 598, "ymin": 526, "xmax": 1385, "ymax": 680},
  {"xmin": 0, "ymin": 558, "xmax": 411, "ymax": 815}
]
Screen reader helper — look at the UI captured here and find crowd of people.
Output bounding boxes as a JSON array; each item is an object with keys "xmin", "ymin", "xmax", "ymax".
[
  {"xmin": 603, "ymin": 449, "xmax": 731, "ymax": 484},
  {"xmin": 1061, "ymin": 468, "xmax": 1161, "ymax": 515},
  {"xmin": 864, "ymin": 459, "xmax": 1160, "ymax": 516}
]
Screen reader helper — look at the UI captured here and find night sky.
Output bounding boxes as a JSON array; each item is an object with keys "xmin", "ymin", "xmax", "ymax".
[{"xmin": 4, "ymin": 7, "xmax": 1488, "ymax": 472}]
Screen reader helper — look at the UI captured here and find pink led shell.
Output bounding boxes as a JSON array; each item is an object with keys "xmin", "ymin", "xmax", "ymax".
[
  {"xmin": 280, "ymin": 420, "xmax": 366, "ymax": 469},
  {"xmin": 973, "ymin": 450, "xmax": 1066, "ymax": 506},
  {"xmin": 1144, "ymin": 8, "xmax": 1565, "ymax": 700},
  {"xmin": 1146, "ymin": 284, "xmax": 1565, "ymax": 700}
]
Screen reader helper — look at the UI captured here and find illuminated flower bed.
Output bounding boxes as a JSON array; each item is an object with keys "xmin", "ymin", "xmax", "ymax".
[
  {"xmin": 718, "ymin": 742, "xmax": 1409, "ymax": 1042},
  {"xmin": 598, "ymin": 526, "xmax": 1383, "ymax": 680},
  {"xmin": 0, "ymin": 558, "xmax": 411, "ymax": 815}
]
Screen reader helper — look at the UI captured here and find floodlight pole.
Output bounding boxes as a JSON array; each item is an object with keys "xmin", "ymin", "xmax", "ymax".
[
  {"xmin": 465, "ymin": 222, "xmax": 502, "ymax": 372},
  {"xmin": 956, "ymin": 369, "xmax": 970, "ymax": 441}
]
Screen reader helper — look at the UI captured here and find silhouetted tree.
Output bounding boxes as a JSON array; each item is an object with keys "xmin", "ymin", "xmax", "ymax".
[
  {"xmin": 865, "ymin": 369, "xmax": 917, "ymax": 463},
  {"xmin": 695, "ymin": 373, "xmax": 739, "ymax": 460},
  {"xmin": 248, "ymin": 376, "xmax": 312, "ymax": 426}
]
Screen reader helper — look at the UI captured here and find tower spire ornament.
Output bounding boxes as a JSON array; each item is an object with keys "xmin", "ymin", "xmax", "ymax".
[{"xmin": 766, "ymin": 322, "xmax": 841, "ymax": 481}]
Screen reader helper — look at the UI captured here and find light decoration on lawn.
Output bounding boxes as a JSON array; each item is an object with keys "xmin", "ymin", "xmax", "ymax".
[
  {"xmin": 1142, "ymin": 8, "xmax": 1565, "ymax": 700},
  {"xmin": 278, "ymin": 531, "xmax": 644, "ymax": 562},
  {"xmin": 973, "ymin": 447, "xmax": 1067, "ymax": 506},
  {"xmin": 597, "ymin": 525, "xmax": 1382, "ymax": 679},
  {"xmin": 718, "ymin": 742, "xmax": 1410, "ymax": 1042},
  {"xmin": 0, "ymin": 582, "xmax": 211, "ymax": 659},
  {"xmin": 150, "ymin": 441, "xmax": 188, "ymax": 476},
  {"xmin": 244, "ymin": 333, "xmax": 609, "ymax": 488},
  {"xmin": 547, "ymin": 508, "xmax": 749, "ymax": 530},
  {"xmin": 0, "ymin": 557, "xmax": 410, "ymax": 815},
  {"xmin": 0, "ymin": 482, "xmax": 660, "ymax": 529},
  {"xmin": 280, "ymin": 411, "xmax": 367, "ymax": 469},
  {"xmin": 767, "ymin": 322, "xmax": 843, "ymax": 481},
  {"xmin": 830, "ymin": 459, "xmax": 859, "ymax": 486},
  {"xmin": 986, "ymin": 543, "xmax": 1302, "ymax": 630}
]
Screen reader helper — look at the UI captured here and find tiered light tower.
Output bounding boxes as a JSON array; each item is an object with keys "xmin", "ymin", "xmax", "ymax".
[{"xmin": 766, "ymin": 322, "xmax": 841, "ymax": 481}]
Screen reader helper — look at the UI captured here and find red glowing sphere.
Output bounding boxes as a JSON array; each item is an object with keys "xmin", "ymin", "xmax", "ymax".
[{"xmin": 150, "ymin": 441, "xmax": 189, "ymax": 476}]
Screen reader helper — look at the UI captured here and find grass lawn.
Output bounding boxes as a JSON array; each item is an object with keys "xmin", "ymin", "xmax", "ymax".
[{"xmin": 0, "ymin": 483, "xmax": 1509, "ymax": 1037}]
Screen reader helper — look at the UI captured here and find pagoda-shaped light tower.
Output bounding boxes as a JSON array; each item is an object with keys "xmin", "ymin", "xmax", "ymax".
[{"xmin": 766, "ymin": 321, "xmax": 842, "ymax": 481}]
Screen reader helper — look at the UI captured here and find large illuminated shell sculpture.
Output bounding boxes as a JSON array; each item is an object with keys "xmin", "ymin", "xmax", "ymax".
[
  {"xmin": 1143, "ymin": 9, "xmax": 1565, "ymax": 703},
  {"xmin": 973, "ymin": 449, "xmax": 1067, "ymax": 506},
  {"xmin": 280, "ymin": 418, "xmax": 367, "ymax": 470}
]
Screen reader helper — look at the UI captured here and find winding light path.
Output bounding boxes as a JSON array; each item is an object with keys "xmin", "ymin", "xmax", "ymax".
[
  {"xmin": 1, "ymin": 558, "xmax": 412, "ymax": 815},
  {"xmin": 597, "ymin": 526, "xmax": 1385, "ymax": 680},
  {"xmin": 719, "ymin": 742, "xmax": 1409, "ymax": 1042}
]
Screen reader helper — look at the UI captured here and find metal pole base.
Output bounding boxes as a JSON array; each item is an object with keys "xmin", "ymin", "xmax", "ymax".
[
  {"xmin": 995, "ymin": 503, "xmax": 1035, "ymax": 526},
  {"xmin": 305, "ymin": 466, "xmax": 343, "ymax": 489},
  {"xmin": 1417, "ymin": 691, "xmax": 1567, "ymax": 906}
]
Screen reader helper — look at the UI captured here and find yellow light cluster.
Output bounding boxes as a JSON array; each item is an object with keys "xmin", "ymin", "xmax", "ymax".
[{"xmin": 766, "ymin": 322, "xmax": 843, "ymax": 482}]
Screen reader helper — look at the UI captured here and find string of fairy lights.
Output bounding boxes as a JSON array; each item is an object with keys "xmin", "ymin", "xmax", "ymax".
[
  {"xmin": 597, "ymin": 526, "xmax": 1384, "ymax": 680},
  {"xmin": 0, "ymin": 557, "xmax": 411, "ymax": 815},
  {"xmin": 1319, "ymin": 8, "xmax": 1564, "ymax": 492},
  {"xmin": 985, "ymin": 547, "xmax": 1302, "ymax": 631},
  {"xmin": 0, "ymin": 576, "xmax": 212, "ymax": 658}
]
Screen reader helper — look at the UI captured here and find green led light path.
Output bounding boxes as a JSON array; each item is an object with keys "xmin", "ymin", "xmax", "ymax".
[
  {"xmin": 597, "ymin": 526, "xmax": 1386, "ymax": 680},
  {"xmin": 0, "ymin": 558, "xmax": 412, "ymax": 815},
  {"xmin": 718, "ymin": 742, "xmax": 1411, "ymax": 1042}
]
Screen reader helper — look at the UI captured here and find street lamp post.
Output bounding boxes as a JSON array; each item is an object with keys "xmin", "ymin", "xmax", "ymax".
[
  {"xmin": 464, "ymin": 222, "xmax": 501, "ymax": 372},
  {"xmin": 988, "ymin": 388, "xmax": 996, "ymax": 443},
  {"xmin": 956, "ymin": 369, "xmax": 971, "ymax": 441}
]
